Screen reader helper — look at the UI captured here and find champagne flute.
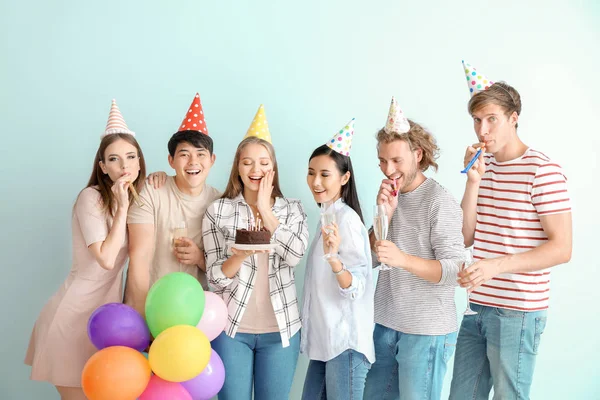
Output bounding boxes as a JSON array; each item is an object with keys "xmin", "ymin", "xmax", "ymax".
[
  {"xmin": 321, "ymin": 202, "xmax": 337, "ymax": 260},
  {"xmin": 373, "ymin": 204, "xmax": 391, "ymax": 271},
  {"xmin": 173, "ymin": 221, "xmax": 188, "ymax": 270},
  {"xmin": 462, "ymin": 248, "xmax": 478, "ymax": 316}
]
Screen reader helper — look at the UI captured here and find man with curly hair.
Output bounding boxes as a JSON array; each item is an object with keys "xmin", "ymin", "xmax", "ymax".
[{"xmin": 364, "ymin": 98, "xmax": 466, "ymax": 400}]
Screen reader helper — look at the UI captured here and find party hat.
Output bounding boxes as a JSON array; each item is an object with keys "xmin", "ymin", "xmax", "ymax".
[
  {"xmin": 102, "ymin": 99, "xmax": 135, "ymax": 137},
  {"xmin": 178, "ymin": 93, "xmax": 208, "ymax": 134},
  {"xmin": 384, "ymin": 96, "xmax": 410, "ymax": 134},
  {"xmin": 244, "ymin": 104, "xmax": 272, "ymax": 143},
  {"xmin": 326, "ymin": 118, "xmax": 355, "ymax": 156},
  {"xmin": 462, "ymin": 60, "xmax": 494, "ymax": 97}
]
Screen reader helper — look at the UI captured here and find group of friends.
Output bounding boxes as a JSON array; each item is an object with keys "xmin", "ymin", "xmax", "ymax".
[{"xmin": 24, "ymin": 61, "xmax": 572, "ymax": 400}]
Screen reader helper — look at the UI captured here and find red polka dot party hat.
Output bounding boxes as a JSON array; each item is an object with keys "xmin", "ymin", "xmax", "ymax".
[{"xmin": 178, "ymin": 93, "xmax": 208, "ymax": 135}]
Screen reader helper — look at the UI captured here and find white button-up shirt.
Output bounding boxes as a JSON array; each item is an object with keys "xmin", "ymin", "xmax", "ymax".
[
  {"xmin": 300, "ymin": 199, "xmax": 375, "ymax": 363},
  {"xmin": 203, "ymin": 194, "xmax": 309, "ymax": 347}
]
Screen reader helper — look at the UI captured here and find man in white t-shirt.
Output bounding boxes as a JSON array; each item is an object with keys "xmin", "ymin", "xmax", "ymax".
[
  {"xmin": 125, "ymin": 94, "xmax": 221, "ymax": 315},
  {"xmin": 450, "ymin": 63, "xmax": 572, "ymax": 399}
]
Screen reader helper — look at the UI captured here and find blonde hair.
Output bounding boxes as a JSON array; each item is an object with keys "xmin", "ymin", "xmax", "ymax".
[
  {"xmin": 221, "ymin": 136, "xmax": 284, "ymax": 199},
  {"xmin": 376, "ymin": 119, "xmax": 439, "ymax": 172},
  {"xmin": 468, "ymin": 82, "xmax": 522, "ymax": 128}
]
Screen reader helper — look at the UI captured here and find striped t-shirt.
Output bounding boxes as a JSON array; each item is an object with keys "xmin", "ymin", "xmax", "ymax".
[
  {"xmin": 373, "ymin": 178, "xmax": 465, "ymax": 335},
  {"xmin": 470, "ymin": 148, "xmax": 571, "ymax": 311}
]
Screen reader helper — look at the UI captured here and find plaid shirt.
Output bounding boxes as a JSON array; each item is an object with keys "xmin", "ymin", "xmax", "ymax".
[{"xmin": 202, "ymin": 193, "xmax": 309, "ymax": 347}]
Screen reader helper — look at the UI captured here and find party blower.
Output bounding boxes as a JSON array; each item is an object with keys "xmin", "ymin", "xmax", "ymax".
[{"xmin": 461, "ymin": 148, "xmax": 483, "ymax": 174}]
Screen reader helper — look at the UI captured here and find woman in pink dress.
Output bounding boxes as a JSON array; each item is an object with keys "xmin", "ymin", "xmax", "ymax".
[{"xmin": 24, "ymin": 101, "xmax": 147, "ymax": 400}]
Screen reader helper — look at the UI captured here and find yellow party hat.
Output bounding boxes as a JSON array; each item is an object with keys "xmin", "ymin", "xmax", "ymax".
[{"xmin": 244, "ymin": 104, "xmax": 272, "ymax": 143}]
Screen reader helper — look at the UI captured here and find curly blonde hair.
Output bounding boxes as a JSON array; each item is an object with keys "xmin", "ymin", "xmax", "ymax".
[{"xmin": 376, "ymin": 119, "xmax": 440, "ymax": 172}]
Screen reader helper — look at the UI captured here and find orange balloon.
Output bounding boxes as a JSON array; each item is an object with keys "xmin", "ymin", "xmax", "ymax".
[{"xmin": 82, "ymin": 346, "xmax": 151, "ymax": 400}]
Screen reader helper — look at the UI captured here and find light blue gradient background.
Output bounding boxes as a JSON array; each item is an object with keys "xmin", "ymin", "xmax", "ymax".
[{"xmin": 1, "ymin": 1, "xmax": 598, "ymax": 398}]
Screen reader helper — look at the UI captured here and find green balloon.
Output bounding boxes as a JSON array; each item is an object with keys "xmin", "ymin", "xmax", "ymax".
[{"xmin": 145, "ymin": 272, "xmax": 205, "ymax": 338}]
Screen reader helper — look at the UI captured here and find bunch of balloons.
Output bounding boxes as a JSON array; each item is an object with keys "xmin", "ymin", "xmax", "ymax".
[{"xmin": 81, "ymin": 272, "xmax": 228, "ymax": 400}]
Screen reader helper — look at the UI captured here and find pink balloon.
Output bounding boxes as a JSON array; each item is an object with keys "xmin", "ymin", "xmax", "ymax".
[
  {"xmin": 139, "ymin": 375, "xmax": 192, "ymax": 400},
  {"xmin": 196, "ymin": 292, "xmax": 228, "ymax": 341}
]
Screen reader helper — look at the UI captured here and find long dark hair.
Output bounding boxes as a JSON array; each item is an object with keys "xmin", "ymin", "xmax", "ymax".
[
  {"xmin": 85, "ymin": 133, "xmax": 147, "ymax": 215},
  {"xmin": 309, "ymin": 144, "xmax": 364, "ymax": 223},
  {"xmin": 222, "ymin": 136, "xmax": 284, "ymax": 200}
]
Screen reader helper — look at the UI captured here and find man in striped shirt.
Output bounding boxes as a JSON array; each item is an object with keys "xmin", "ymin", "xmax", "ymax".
[
  {"xmin": 450, "ymin": 81, "xmax": 572, "ymax": 399},
  {"xmin": 364, "ymin": 117, "xmax": 466, "ymax": 400}
]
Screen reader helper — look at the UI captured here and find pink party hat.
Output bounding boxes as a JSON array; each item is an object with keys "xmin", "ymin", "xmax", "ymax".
[{"xmin": 103, "ymin": 99, "xmax": 135, "ymax": 137}]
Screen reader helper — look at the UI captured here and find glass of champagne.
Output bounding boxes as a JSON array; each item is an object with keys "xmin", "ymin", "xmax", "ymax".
[
  {"xmin": 173, "ymin": 221, "xmax": 188, "ymax": 269},
  {"xmin": 462, "ymin": 248, "xmax": 478, "ymax": 316},
  {"xmin": 321, "ymin": 202, "xmax": 337, "ymax": 260},
  {"xmin": 374, "ymin": 204, "xmax": 391, "ymax": 271}
]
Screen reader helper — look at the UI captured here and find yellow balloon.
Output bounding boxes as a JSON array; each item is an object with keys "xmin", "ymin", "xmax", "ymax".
[{"xmin": 148, "ymin": 325, "xmax": 211, "ymax": 382}]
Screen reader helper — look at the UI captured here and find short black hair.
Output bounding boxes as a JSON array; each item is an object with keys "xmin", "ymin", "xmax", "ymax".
[{"xmin": 167, "ymin": 130, "xmax": 214, "ymax": 157}]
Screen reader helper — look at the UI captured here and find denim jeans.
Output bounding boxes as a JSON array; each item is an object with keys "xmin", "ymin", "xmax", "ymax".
[
  {"xmin": 301, "ymin": 349, "xmax": 371, "ymax": 400},
  {"xmin": 449, "ymin": 303, "xmax": 548, "ymax": 400},
  {"xmin": 363, "ymin": 323, "xmax": 457, "ymax": 400},
  {"xmin": 210, "ymin": 331, "xmax": 300, "ymax": 400}
]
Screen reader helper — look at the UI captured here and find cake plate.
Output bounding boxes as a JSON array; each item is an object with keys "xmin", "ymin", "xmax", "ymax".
[{"xmin": 231, "ymin": 243, "xmax": 278, "ymax": 251}]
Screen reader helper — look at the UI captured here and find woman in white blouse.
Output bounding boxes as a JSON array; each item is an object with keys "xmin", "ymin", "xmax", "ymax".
[
  {"xmin": 301, "ymin": 123, "xmax": 375, "ymax": 400},
  {"xmin": 202, "ymin": 136, "xmax": 309, "ymax": 400}
]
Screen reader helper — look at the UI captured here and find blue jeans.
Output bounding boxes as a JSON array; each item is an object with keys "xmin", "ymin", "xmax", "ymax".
[
  {"xmin": 449, "ymin": 303, "xmax": 548, "ymax": 400},
  {"xmin": 301, "ymin": 349, "xmax": 372, "ymax": 400},
  {"xmin": 211, "ymin": 331, "xmax": 300, "ymax": 400},
  {"xmin": 364, "ymin": 323, "xmax": 457, "ymax": 400}
]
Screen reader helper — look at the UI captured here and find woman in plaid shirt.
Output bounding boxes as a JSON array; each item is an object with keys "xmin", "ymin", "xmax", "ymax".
[{"xmin": 202, "ymin": 136, "xmax": 309, "ymax": 400}]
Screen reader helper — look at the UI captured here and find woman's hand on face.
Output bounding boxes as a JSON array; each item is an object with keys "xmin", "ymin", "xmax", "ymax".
[
  {"xmin": 257, "ymin": 170, "xmax": 275, "ymax": 214},
  {"xmin": 112, "ymin": 173, "xmax": 132, "ymax": 210}
]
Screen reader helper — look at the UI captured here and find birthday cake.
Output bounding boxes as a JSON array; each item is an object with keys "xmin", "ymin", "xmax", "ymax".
[{"xmin": 235, "ymin": 228, "xmax": 271, "ymax": 245}]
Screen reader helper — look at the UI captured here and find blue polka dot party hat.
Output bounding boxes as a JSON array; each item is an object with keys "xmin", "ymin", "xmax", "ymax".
[
  {"xmin": 326, "ymin": 118, "xmax": 355, "ymax": 156},
  {"xmin": 462, "ymin": 60, "xmax": 494, "ymax": 97}
]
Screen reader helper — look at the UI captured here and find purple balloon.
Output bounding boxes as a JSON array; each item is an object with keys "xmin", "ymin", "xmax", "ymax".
[
  {"xmin": 180, "ymin": 349, "xmax": 225, "ymax": 400},
  {"xmin": 87, "ymin": 302, "xmax": 150, "ymax": 351}
]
